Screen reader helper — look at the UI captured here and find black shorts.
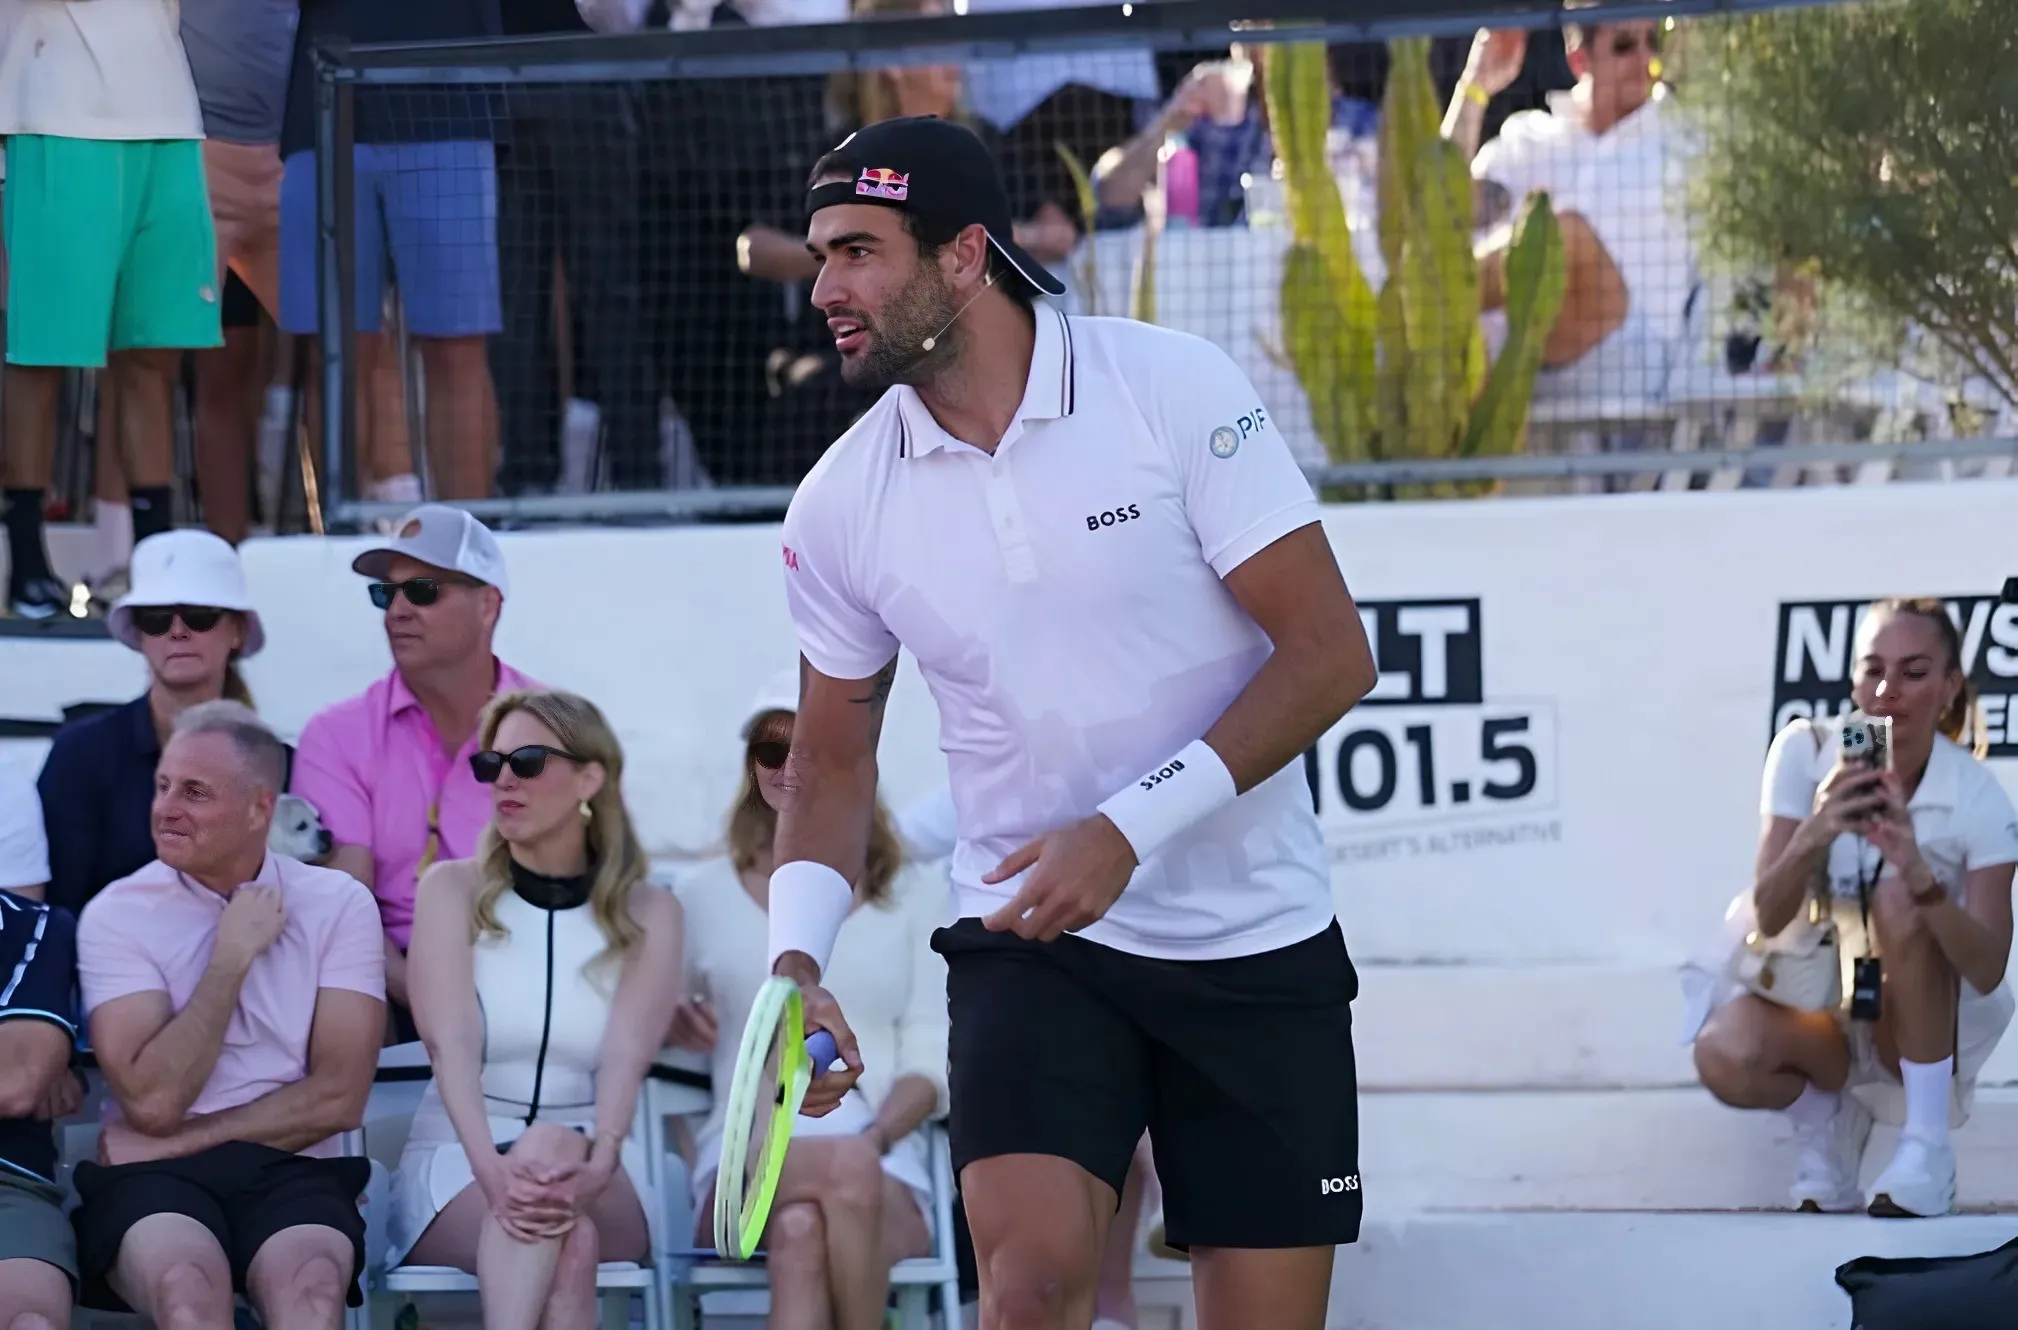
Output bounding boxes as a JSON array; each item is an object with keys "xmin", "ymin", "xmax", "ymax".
[
  {"xmin": 71, "ymin": 1141, "xmax": 370, "ymax": 1312},
  {"xmin": 933, "ymin": 916, "xmax": 1362, "ymax": 1251}
]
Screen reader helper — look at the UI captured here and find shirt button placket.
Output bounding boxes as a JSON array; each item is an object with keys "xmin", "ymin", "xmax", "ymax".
[{"xmin": 986, "ymin": 465, "xmax": 1039, "ymax": 583}]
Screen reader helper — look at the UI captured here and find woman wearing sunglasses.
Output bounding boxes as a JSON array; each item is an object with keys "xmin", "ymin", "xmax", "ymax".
[
  {"xmin": 36, "ymin": 530, "xmax": 270, "ymax": 914},
  {"xmin": 666, "ymin": 669, "xmax": 943, "ymax": 1329},
  {"xmin": 390, "ymin": 689, "xmax": 683, "ymax": 1326}
]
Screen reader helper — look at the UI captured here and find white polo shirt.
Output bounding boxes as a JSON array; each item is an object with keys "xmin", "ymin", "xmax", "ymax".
[
  {"xmin": 0, "ymin": 0, "xmax": 205, "ymax": 142},
  {"xmin": 782, "ymin": 307, "xmax": 1334, "ymax": 961},
  {"xmin": 1762, "ymin": 717, "xmax": 2018, "ymax": 905}
]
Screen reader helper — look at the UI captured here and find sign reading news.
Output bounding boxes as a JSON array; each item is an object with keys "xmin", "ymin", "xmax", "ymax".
[
  {"xmin": 1772, "ymin": 593, "xmax": 2018, "ymax": 756},
  {"xmin": 1312, "ymin": 598, "xmax": 1560, "ymax": 863}
]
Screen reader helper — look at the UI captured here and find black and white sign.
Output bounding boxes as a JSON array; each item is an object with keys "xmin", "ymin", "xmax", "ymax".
[
  {"xmin": 1771, "ymin": 595, "xmax": 2018, "ymax": 758},
  {"xmin": 1312, "ymin": 599, "xmax": 1558, "ymax": 837}
]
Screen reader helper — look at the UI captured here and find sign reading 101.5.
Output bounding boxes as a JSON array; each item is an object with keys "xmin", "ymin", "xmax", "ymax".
[{"xmin": 1306, "ymin": 599, "xmax": 1557, "ymax": 829}]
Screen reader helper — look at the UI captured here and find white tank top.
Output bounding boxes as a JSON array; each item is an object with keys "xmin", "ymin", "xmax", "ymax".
[{"xmin": 472, "ymin": 880, "xmax": 617, "ymax": 1124}]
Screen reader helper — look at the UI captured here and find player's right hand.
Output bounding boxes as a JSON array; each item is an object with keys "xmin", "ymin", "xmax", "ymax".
[
  {"xmin": 215, "ymin": 885, "xmax": 288, "ymax": 972},
  {"xmin": 775, "ymin": 952, "xmax": 864, "ymax": 1116}
]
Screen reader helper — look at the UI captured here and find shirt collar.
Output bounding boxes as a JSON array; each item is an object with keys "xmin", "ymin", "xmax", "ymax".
[
  {"xmin": 171, "ymin": 851, "xmax": 283, "ymax": 904},
  {"xmin": 389, "ymin": 658, "xmax": 524, "ymax": 718},
  {"xmin": 895, "ymin": 304, "xmax": 1076, "ymax": 460},
  {"xmin": 1543, "ymin": 82, "xmax": 1669, "ymax": 143}
]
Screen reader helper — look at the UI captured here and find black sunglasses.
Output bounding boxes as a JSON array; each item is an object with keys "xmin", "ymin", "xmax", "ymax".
[
  {"xmin": 369, "ymin": 577, "xmax": 476, "ymax": 610},
  {"xmin": 749, "ymin": 740, "xmax": 791, "ymax": 771},
  {"xmin": 470, "ymin": 745, "xmax": 584, "ymax": 784},
  {"xmin": 1610, "ymin": 29, "xmax": 1663, "ymax": 56},
  {"xmin": 133, "ymin": 606, "xmax": 227, "ymax": 636}
]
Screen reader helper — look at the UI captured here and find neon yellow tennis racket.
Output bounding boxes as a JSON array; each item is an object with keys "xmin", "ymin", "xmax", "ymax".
[{"xmin": 713, "ymin": 975, "xmax": 841, "ymax": 1260}]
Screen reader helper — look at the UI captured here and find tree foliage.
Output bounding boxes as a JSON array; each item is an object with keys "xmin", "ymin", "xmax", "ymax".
[{"xmin": 1676, "ymin": 0, "xmax": 2018, "ymax": 407}]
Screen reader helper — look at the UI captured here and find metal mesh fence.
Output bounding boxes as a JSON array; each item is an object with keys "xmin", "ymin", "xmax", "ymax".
[{"xmin": 296, "ymin": 0, "xmax": 2018, "ymax": 523}]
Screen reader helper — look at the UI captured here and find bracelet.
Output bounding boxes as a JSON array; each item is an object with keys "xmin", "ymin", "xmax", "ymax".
[
  {"xmin": 1095, "ymin": 739, "xmax": 1237, "ymax": 864},
  {"xmin": 766, "ymin": 860, "xmax": 855, "ymax": 977},
  {"xmin": 1463, "ymin": 82, "xmax": 1491, "ymax": 108}
]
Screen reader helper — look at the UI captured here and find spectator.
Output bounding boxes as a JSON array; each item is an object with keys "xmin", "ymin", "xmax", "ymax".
[
  {"xmin": 0, "ymin": 884, "xmax": 86, "ymax": 1330},
  {"xmin": 1690, "ymin": 599, "xmax": 2018, "ymax": 1219},
  {"xmin": 390, "ymin": 690, "xmax": 682, "ymax": 1314},
  {"xmin": 0, "ymin": 0, "xmax": 223, "ymax": 618},
  {"xmin": 1, "ymin": 759, "xmax": 50, "ymax": 901},
  {"xmin": 277, "ymin": 0, "xmax": 505, "ymax": 501},
  {"xmin": 291, "ymin": 504, "xmax": 536, "ymax": 1039},
  {"xmin": 72, "ymin": 701, "xmax": 384, "ymax": 1323},
  {"xmin": 492, "ymin": 0, "xmax": 658, "ymax": 494},
  {"xmin": 671, "ymin": 670, "xmax": 940, "ymax": 1326},
  {"xmin": 38, "ymin": 530, "xmax": 270, "ymax": 915},
  {"xmin": 1445, "ymin": 17, "xmax": 1691, "ymax": 395},
  {"xmin": 1095, "ymin": 48, "xmax": 1379, "ymax": 229},
  {"xmin": 179, "ymin": 0, "xmax": 301, "ymax": 545}
]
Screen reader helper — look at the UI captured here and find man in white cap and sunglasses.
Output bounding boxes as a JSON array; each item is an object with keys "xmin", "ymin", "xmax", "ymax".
[
  {"xmin": 292, "ymin": 504, "xmax": 536, "ymax": 1040},
  {"xmin": 766, "ymin": 116, "xmax": 1379, "ymax": 1330}
]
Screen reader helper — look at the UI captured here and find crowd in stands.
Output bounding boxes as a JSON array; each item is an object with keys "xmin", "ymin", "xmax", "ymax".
[
  {"xmin": 1, "ymin": 0, "xmax": 1691, "ymax": 619},
  {"xmin": 0, "ymin": 510, "xmax": 1184, "ymax": 1329}
]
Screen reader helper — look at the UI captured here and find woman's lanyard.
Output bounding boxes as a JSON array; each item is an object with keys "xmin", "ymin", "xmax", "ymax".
[{"xmin": 1855, "ymin": 840, "xmax": 1886, "ymax": 956}]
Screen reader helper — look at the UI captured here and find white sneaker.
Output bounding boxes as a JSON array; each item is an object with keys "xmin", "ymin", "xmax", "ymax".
[
  {"xmin": 1790, "ymin": 1093, "xmax": 1871, "ymax": 1213},
  {"xmin": 1867, "ymin": 1135, "xmax": 1957, "ymax": 1217}
]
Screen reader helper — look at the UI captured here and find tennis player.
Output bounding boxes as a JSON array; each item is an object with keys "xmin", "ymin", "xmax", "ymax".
[{"xmin": 766, "ymin": 116, "xmax": 1377, "ymax": 1330}]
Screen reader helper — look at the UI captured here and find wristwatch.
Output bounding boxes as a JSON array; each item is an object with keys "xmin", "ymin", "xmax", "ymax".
[{"xmin": 1906, "ymin": 864, "xmax": 1946, "ymax": 904}]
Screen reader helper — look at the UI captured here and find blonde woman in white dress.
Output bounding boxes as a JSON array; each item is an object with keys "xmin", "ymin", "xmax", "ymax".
[
  {"xmin": 390, "ymin": 690, "xmax": 684, "ymax": 1330},
  {"xmin": 670, "ymin": 671, "xmax": 943, "ymax": 1330}
]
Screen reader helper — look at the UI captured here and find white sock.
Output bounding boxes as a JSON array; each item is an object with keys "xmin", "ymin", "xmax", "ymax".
[
  {"xmin": 1785, "ymin": 1082, "xmax": 1840, "ymax": 1129},
  {"xmin": 1900, "ymin": 1055, "xmax": 1954, "ymax": 1146}
]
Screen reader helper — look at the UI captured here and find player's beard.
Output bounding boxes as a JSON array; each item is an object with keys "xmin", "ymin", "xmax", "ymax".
[{"xmin": 837, "ymin": 260, "xmax": 959, "ymax": 392}]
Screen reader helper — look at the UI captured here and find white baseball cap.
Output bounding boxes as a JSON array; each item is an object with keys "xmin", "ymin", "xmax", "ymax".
[
  {"xmin": 741, "ymin": 666, "xmax": 801, "ymax": 739},
  {"xmin": 108, "ymin": 530, "xmax": 266, "ymax": 657},
  {"xmin": 351, "ymin": 504, "xmax": 511, "ymax": 598}
]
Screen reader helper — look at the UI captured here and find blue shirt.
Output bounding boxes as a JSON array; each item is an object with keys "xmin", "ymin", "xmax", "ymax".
[
  {"xmin": 0, "ymin": 891, "xmax": 79, "ymax": 1185},
  {"xmin": 37, "ymin": 696, "xmax": 161, "ymax": 919}
]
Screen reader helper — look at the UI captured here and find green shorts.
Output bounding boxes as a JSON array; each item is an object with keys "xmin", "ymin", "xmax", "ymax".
[
  {"xmin": 0, "ymin": 1167, "xmax": 77, "ymax": 1284},
  {"xmin": 4, "ymin": 135, "xmax": 223, "ymax": 368}
]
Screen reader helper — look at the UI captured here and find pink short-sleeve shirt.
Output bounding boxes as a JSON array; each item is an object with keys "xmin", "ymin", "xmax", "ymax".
[
  {"xmin": 78, "ymin": 853, "xmax": 386, "ymax": 1153},
  {"xmin": 290, "ymin": 660, "xmax": 538, "ymax": 949}
]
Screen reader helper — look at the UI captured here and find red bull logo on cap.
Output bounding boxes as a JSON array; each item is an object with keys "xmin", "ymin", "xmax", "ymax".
[{"xmin": 856, "ymin": 167, "xmax": 910, "ymax": 201}]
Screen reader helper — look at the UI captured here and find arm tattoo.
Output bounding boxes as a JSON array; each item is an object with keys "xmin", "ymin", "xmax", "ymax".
[{"xmin": 851, "ymin": 658, "xmax": 898, "ymax": 712}]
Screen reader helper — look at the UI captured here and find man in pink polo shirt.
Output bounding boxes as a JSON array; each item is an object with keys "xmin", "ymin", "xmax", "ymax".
[
  {"xmin": 290, "ymin": 503, "xmax": 536, "ymax": 1039},
  {"xmin": 73, "ymin": 701, "xmax": 385, "ymax": 1326}
]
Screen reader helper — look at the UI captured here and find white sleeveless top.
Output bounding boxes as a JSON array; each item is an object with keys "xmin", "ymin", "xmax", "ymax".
[{"xmin": 387, "ymin": 880, "xmax": 658, "ymax": 1266}]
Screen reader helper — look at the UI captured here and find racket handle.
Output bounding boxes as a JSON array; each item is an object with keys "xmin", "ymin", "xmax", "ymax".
[{"xmin": 806, "ymin": 1029, "xmax": 840, "ymax": 1072}]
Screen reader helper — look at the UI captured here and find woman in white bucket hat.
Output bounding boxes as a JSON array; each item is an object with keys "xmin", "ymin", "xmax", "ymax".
[{"xmin": 35, "ymin": 531, "xmax": 268, "ymax": 913}]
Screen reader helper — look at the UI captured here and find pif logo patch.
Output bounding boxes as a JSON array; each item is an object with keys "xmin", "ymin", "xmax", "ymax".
[
  {"xmin": 1209, "ymin": 426, "xmax": 1239, "ymax": 458},
  {"xmin": 1210, "ymin": 405, "xmax": 1270, "ymax": 458}
]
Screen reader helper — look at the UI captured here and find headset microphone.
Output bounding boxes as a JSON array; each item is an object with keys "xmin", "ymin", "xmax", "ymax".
[{"xmin": 920, "ymin": 270, "xmax": 998, "ymax": 353}]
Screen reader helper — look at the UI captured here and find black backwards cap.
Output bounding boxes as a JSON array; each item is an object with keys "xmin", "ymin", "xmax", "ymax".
[{"xmin": 805, "ymin": 115, "xmax": 1066, "ymax": 298}]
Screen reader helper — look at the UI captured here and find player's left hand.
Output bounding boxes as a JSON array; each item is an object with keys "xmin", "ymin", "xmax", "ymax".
[{"xmin": 981, "ymin": 814, "xmax": 1139, "ymax": 941}]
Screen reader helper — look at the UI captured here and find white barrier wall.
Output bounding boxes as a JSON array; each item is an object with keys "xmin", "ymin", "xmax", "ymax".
[{"xmin": 8, "ymin": 479, "xmax": 2018, "ymax": 972}]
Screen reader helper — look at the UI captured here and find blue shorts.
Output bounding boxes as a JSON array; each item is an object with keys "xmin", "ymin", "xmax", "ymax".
[{"xmin": 278, "ymin": 141, "xmax": 501, "ymax": 338}]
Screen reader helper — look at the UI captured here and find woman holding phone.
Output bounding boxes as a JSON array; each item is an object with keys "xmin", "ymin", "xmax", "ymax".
[{"xmin": 1691, "ymin": 598, "xmax": 2018, "ymax": 1218}]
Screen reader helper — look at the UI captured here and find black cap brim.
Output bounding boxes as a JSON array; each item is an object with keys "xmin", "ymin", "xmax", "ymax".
[{"xmin": 985, "ymin": 231, "xmax": 1066, "ymax": 298}]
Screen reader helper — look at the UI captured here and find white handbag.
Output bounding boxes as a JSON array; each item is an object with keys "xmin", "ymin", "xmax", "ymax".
[{"xmin": 1729, "ymin": 893, "xmax": 1843, "ymax": 1012}]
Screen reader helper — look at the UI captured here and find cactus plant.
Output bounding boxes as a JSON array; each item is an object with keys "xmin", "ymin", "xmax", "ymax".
[{"xmin": 1264, "ymin": 38, "xmax": 1566, "ymax": 470}]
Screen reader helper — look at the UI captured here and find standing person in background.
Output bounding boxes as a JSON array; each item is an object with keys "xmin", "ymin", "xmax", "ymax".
[
  {"xmin": 37, "ymin": 531, "xmax": 270, "ymax": 915},
  {"xmin": 291, "ymin": 505, "xmax": 538, "ymax": 1040},
  {"xmin": 492, "ymin": 0, "xmax": 658, "ymax": 495},
  {"xmin": 277, "ymin": 0, "xmax": 506, "ymax": 502},
  {"xmin": 0, "ymin": 0, "xmax": 222, "ymax": 618},
  {"xmin": 180, "ymin": 0, "xmax": 301, "ymax": 545}
]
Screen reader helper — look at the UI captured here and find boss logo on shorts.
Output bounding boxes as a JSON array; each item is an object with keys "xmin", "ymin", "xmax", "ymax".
[
  {"xmin": 1138, "ymin": 758, "xmax": 1185, "ymax": 791},
  {"xmin": 1086, "ymin": 504, "xmax": 1142, "ymax": 531},
  {"xmin": 1320, "ymin": 1175, "xmax": 1360, "ymax": 1195}
]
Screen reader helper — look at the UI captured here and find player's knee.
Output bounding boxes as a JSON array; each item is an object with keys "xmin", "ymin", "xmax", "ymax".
[
  {"xmin": 982, "ymin": 1245, "xmax": 1094, "ymax": 1330},
  {"xmin": 508, "ymin": 1121, "xmax": 591, "ymax": 1168},
  {"xmin": 768, "ymin": 1201, "xmax": 826, "ymax": 1265},
  {"xmin": 281, "ymin": 1249, "xmax": 348, "ymax": 1319},
  {"xmin": 823, "ymin": 1134, "xmax": 887, "ymax": 1210},
  {"xmin": 9, "ymin": 1313, "xmax": 63, "ymax": 1330}
]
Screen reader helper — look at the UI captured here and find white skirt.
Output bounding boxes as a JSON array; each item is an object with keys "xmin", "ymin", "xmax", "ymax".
[{"xmin": 386, "ymin": 1082, "xmax": 660, "ymax": 1268}]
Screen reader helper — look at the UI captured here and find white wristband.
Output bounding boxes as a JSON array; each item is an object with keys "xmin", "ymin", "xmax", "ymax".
[
  {"xmin": 1096, "ymin": 740, "xmax": 1238, "ymax": 864},
  {"xmin": 766, "ymin": 860, "xmax": 854, "ymax": 978}
]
